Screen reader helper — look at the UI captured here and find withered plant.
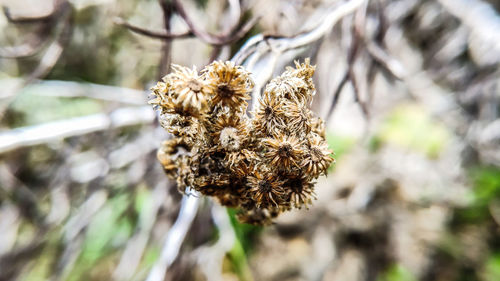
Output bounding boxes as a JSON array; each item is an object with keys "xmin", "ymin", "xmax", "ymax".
[{"xmin": 150, "ymin": 59, "xmax": 334, "ymax": 224}]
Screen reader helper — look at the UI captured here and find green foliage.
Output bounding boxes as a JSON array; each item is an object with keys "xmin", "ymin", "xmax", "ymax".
[
  {"xmin": 484, "ymin": 254, "xmax": 500, "ymax": 281},
  {"xmin": 66, "ymin": 194, "xmax": 133, "ymax": 281},
  {"xmin": 226, "ymin": 208, "xmax": 260, "ymax": 281},
  {"xmin": 373, "ymin": 104, "xmax": 450, "ymax": 158},
  {"xmin": 453, "ymin": 166, "xmax": 500, "ymax": 224},
  {"xmin": 377, "ymin": 264, "xmax": 417, "ymax": 281},
  {"xmin": 81, "ymin": 194, "xmax": 132, "ymax": 264},
  {"xmin": 326, "ymin": 132, "xmax": 356, "ymax": 172}
]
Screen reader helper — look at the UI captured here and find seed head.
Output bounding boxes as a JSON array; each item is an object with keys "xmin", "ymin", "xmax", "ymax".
[
  {"xmin": 150, "ymin": 59, "xmax": 334, "ymax": 225},
  {"xmin": 204, "ymin": 60, "xmax": 254, "ymax": 111},
  {"xmin": 302, "ymin": 135, "xmax": 335, "ymax": 178},
  {"xmin": 263, "ymin": 134, "xmax": 304, "ymax": 169},
  {"xmin": 169, "ymin": 64, "xmax": 211, "ymax": 117}
]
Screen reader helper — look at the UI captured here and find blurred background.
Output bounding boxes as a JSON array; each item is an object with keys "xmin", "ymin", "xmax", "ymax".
[{"xmin": 1, "ymin": 0, "xmax": 500, "ymax": 280}]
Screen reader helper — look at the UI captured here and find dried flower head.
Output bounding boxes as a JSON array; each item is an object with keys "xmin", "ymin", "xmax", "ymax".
[
  {"xmin": 263, "ymin": 134, "xmax": 304, "ymax": 169},
  {"xmin": 169, "ymin": 64, "xmax": 211, "ymax": 116},
  {"xmin": 303, "ymin": 135, "xmax": 335, "ymax": 178},
  {"xmin": 252, "ymin": 93, "xmax": 285, "ymax": 136},
  {"xmin": 284, "ymin": 176, "xmax": 317, "ymax": 209},
  {"xmin": 204, "ymin": 60, "xmax": 254, "ymax": 111},
  {"xmin": 150, "ymin": 59, "xmax": 334, "ymax": 225},
  {"xmin": 247, "ymin": 171, "xmax": 286, "ymax": 208}
]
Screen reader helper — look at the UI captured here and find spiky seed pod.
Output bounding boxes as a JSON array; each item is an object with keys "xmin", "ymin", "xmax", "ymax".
[
  {"xmin": 236, "ymin": 206, "xmax": 281, "ymax": 226},
  {"xmin": 263, "ymin": 134, "xmax": 304, "ymax": 169},
  {"xmin": 158, "ymin": 115, "xmax": 204, "ymax": 147},
  {"xmin": 253, "ymin": 93, "xmax": 286, "ymax": 136},
  {"xmin": 283, "ymin": 100, "xmax": 312, "ymax": 136},
  {"xmin": 284, "ymin": 176, "xmax": 317, "ymax": 209},
  {"xmin": 284, "ymin": 58, "xmax": 316, "ymax": 89},
  {"xmin": 169, "ymin": 64, "xmax": 210, "ymax": 117},
  {"xmin": 302, "ymin": 135, "xmax": 335, "ymax": 178},
  {"xmin": 216, "ymin": 182, "xmax": 248, "ymax": 207},
  {"xmin": 265, "ymin": 75, "xmax": 309, "ymax": 104},
  {"xmin": 175, "ymin": 156, "xmax": 193, "ymax": 193},
  {"xmin": 203, "ymin": 60, "xmax": 254, "ymax": 111},
  {"xmin": 247, "ymin": 171, "xmax": 286, "ymax": 208}
]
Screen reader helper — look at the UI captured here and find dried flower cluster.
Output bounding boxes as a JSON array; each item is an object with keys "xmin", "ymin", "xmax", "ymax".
[{"xmin": 150, "ymin": 59, "xmax": 334, "ymax": 225}]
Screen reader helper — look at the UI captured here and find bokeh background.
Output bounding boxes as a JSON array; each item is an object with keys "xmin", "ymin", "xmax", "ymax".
[{"xmin": 1, "ymin": 0, "xmax": 500, "ymax": 280}]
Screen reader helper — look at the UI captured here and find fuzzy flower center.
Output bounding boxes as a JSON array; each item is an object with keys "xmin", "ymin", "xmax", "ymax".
[
  {"xmin": 187, "ymin": 79, "xmax": 202, "ymax": 93},
  {"xmin": 220, "ymin": 127, "xmax": 240, "ymax": 151}
]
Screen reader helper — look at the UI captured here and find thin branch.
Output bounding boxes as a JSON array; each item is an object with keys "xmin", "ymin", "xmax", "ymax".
[
  {"xmin": 158, "ymin": 0, "xmax": 175, "ymax": 78},
  {"xmin": 232, "ymin": 0, "xmax": 366, "ymax": 65},
  {"xmin": 113, "ymin": 17, "xmax": 193, "ymax": 40},
  {"xmin": 325, "ymin": 71, "xmax": 349, "ymax": 120},
  {"xmin": 437, "ymin": 0, "xmax": 500, "ymax": 51},
  {"xmin": 113, "ymin": 181, "xmax": 169, "ymax": 281},
  {"xmin": 0, "ymin": 106, "xmax": 156, "ymax": 155},
  {"xmin": 195, "ymin": 203, "xmax": 237, "ymax": 281},
  {"xmin": 173, "ymin": 0, "xmax": 259, "ymax": 46},
  {"xmin": 366, "ymin": 42, "xmax": 406, "ymax": 80},
  {"xmin": 145, "ymin": 192, "xmax": 200, "ymax": 281}
]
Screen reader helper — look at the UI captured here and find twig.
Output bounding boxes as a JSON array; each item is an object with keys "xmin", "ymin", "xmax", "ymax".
[
  {"xmin": 24, "ymin": 19, "xmax": 72, "ymax": 85},
  {"xmin": 366, "ymin": 42, "xmax": 406, "ymax": 79},
  {"xmin": 2, "ymin": 79, "xmax": 147, "ymax": 104},
  {"xmin": 232, "ymin": 0, "xmax": 366, "ymax": 65},
  {"xmin": 145, "ymin": 191, "xmax": 200, "ymax": 281},
  {"xmin": 437, "ymin": 0, "xmax": 500, "ymax": 51},
  {"xmin": 325, "ymin": 71, "xmax": 349, "ymax": 120},
  {"xmin": 173, "ymin": 0, "xmax": 259, "ymax": 46},
  {"xmin": 158, "ymin": 0, "xmax": 175, "ymax": 78},
  {"xmin": 113, "ymin": 17, "xmax": 193, "ymax": 40},
  {"xmin": 0, "ymin": 33, "xmax": 50, "ymax": 58},
  {"xmin": 0, "ymin": 106, "xmax": 155, "ymax": 155}
]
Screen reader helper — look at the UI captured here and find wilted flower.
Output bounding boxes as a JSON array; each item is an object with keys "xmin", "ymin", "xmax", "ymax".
[
  {"xmin": 169, "ymin": 64, "xmax": 211, "ymax": 116},
  {"xmin": 263, "ymin": 134, "xmax": 304, "ymax": 169},
  {"xmin": 247, "ymin": 171, "xmax": 286, "ymax": 208},
  {"xmin": 252, "ymin": 93, "xmax": 286, "ymax": 136},
  {"xmin": 150, "ymin": 59, "xmax": 334, "ymax": 225},
  {"xmin": 285, "ymin": 176, "xmax": 316, "ymax": 209},
  {"xmin": 204, "ymin": 60, "xmax": 254, "ymax": 111},
  {"xmin": 303, "ymin": 135, "xmax": 335, "ymax": 178}
]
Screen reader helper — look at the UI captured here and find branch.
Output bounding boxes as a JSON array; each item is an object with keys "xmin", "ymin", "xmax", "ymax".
[
  {"xmin": 145, "ymin": 192, "xmax": 200, "ymax": 281},
  {"xmin": 0, "ymin": 106, "xmax": 155, "ymax": 155},
  {"xmin": 173, "ymin": 0, "xmax": 259, "ymax": 46},
  {"xmin": 113, "ymin": 17, "xmax": 193, "ymax": 40},
  {"xmin": 0, "ymin": 35, "xmax": 49, "ymax": 58},
  {"xmin": 437, "ymin": 0, "xmax": 500, "ymax": 51},
  {"xmin": 113, "ymin": 181, "xmax": 169, "ymax": 280},
  {"xmin": 232, "ymin": 0, "xmax": 366, "ymax": 65}
]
